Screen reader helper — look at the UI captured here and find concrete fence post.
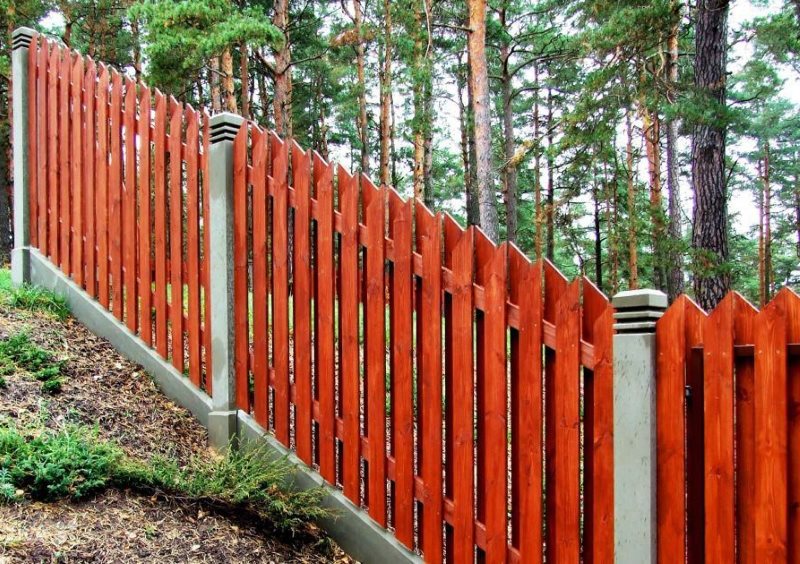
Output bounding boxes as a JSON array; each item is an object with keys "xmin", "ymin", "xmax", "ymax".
[
  {"xmin": 11, "ymin": 27, "xmax": 36, "ymax": 286},
  {"xmin": 611, "ymin": 288, "xmax": 667, "ymax": 563},
  {"xmin": 207, "ymin": 112, "xmax": 245, "ymax": 450}
]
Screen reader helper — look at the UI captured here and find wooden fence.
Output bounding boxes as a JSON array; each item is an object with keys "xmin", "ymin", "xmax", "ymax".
[
  {"xmin": 656, "ymin": 290, "xmax": 800, "ymax": 563},
  {"xmin": 23, "ymin": 33, "xmax": 617, "ymax": 562},
  {"xmin": 25, "ymin": 34, "xmax": 213, "ymax": 391}
]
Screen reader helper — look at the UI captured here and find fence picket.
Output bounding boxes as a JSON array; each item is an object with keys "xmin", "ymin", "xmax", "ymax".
[
  {"xmin": 271, "ymin": 133, "xmax": 290, "ymax": 444},
  {"xmin": 123, "ymin": 78, "xmax": 137, "ymax": 331},
  {"xmin": 47, "ymin": 46, "xmax": 59, "ymax": 264},
  {"xmin": 782, "ymin": 290, "xmax": 800, "ymax": 561},
  {"xmin": 186, "ymin": 107, "xmax": 201, "ymax": 388},
  {"xmin": 70, "ymin": 55, "xmax": 83, "ymax": 287},
  {"xmin": 582, "ymin": 278, "xmax": 613, "ymax": 563},
  {"xmin": 338, "ymin": 165, "xmax": 360, "ymax": 503},
  {"xmin": 109, "ymin": 71, "xmax": 123, "ymax": 319},
  {"xmin": 138, "ymin": 86, "xmax": 151, "ymax": 345},
  {"xmin": 734, "ymin": 296, "xmax": 757, "ymax": 563},
  {"xmin": 416, "ymin": 203, "xmax": 443, "ymax": 564},
  {"xmin": 703, "ymin": 293, "xmax": 738, "ymax": 564},
  {"xmin": 153, "ymin": 91, "xmax": 168, "ymax": 359},
  {"xmin": 444, "ymin": 216, "xmax": 474, "ymax": 562},
  {"xmin": 83, "ymin": 60, "xmax": 96, "ymax": 298},
  {"xmin": 168, "ymin": 98, "xmax": 184, "ymax": 373},
  {"xmin": 232, "ymin": 124, "xmax": 249, "ymax": 412},
  {"xmin": 313, "ymin": 155, "xmax": 336, "ymax": 483},
  {"xmin": 293, "ymin": 143, "xmax": 313, "ymax": 465},
  {"xmin": 36, "ymin": 39, "xmax": 48, "ymax": 255},
  {"xmin": 474, "ymin": 232, "xmax": 507, "ymax": 563},
  {"xmin": 59, "ymin": 49, "xmax": 71, "ymax": 277},
  {"xmin": 388, "ymin": 189, "xmax": 414, "ymax": 549},
  {"xmin": 754, "ymin": 294, "xmax": 788, "ymax": 562},
  {"xmin": 251, "ymin": 127, "xmax": 268, "ymax": 427}
]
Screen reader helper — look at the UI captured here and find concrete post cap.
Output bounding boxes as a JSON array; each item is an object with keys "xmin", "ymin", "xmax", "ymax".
[
  {"xmin": 12, "ymin": 27, "xmax": 36, "ymax": 51},
  {"xmin": 209, "ymin": 112, "xmax": 245, "ymax": 144},
  {"xmin": 612, "ymin": 289, "xmax": 668, "ymax": 333}
]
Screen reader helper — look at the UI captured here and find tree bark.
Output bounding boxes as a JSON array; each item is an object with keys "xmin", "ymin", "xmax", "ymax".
[
  {"xmin": 240, "ymin": 43, "xmax": 249, "ymax": 120},
  {"xmin": 643, "ymin": 108, "xmax": 664, "ymax": 291},
  {"xmin": 534, "ymin": 65, "xmax": 543, "ymax": 259},
  {"xmin": 379, "ymin": 0, "xmax": 393, "ymax": 186},
  {"xmin": 273, "ymin": 0, "xmax": 292, "ymax": 137},
  {"xmin": 546, "ymin": 88, "xmax": 555, "ymax": 261},
  {"xmin": 626, "ymin": 109, "xmax": 639, "ymax": 289},
  {"xmin": 221, "ymin": 47, "xmax": 238, "ymax": 113},
  {"xmin": 691, "ymin": 0, "xmax": 730, "ymax": 311},
  {"xmin": 354, "ymin": 0, "xmax": 369, "ymax": 174},
  {"xmin": 764, "ymin": 142, "xmax": 772, "ymax": 302},
  {"xmin": 467, "ymin": 0, "xmax": 499, "ymax": 240},
  {"xmin": 465, "ymin": 48, "xmax": 480, "ymax": 227},
  {"xmin": 210, "ymin": 57, "xmax": 222, "ymax": 112},
  {"xmin": 499, "ymin": 5, "xmax": 517, "ymax": 243},
  {"xmin": 665, "ymin": 5, "xmax": 684, "ymax": 301}
]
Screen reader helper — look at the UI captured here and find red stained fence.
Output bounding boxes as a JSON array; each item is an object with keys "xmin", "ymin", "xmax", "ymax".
[
  {"xmin": 656, "ymin": 290, "xmax": 800, "ymax": 563},
  {"xmin": 24, "ymin": 34, "xmax": 617, "ymax": 563},
  {"xmin": 228, "ymin": 121, "xmax": 615, "ymax": 563},
  {"xmin": 25, "ymin": 35, "xmax": 212, "ymax": 391}
]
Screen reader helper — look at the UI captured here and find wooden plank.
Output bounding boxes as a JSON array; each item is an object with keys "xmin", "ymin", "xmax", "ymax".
[
  {"xmin": 553, "ymin": 276, "xmax": 581, "ymax": 564},
  {"xmin": 138, "ymin": 85, "xmax": 152, "ymax": 345},
  {"xmin": 185, "ymin": 107, "xmax": 201, "ymax": 388},
  {"xmin": 83, "ymin": 59, "xmax": 96, "ymax": 298},
  {"xmin": 416, "ymin": 203, "xmax": 443, "ymax": 564},
  {"xmin": 656, "ymin": 295, "xmax": 690, "ymax": 562},
  {"xmin": 734, "ymin": 295, "xmax": 757, "ymax": 563},
  {"xmin": 780, "ymin": 289, "xmax": 800, "ymax": 562},
  {"xmin": 232, "ymin": 124, "xmax": 249, "ymax": 411},
  {"xmin": 95, "ymin": 65, "xmax": 109, "ymax": 307},
  {"xmin": 59, "ymin": 49, "xmax": 71, "ymax": 277},
  {"xmin": 36, "ymin": 39, "xmax": 48, "ymax": 255},
  {"xmin": 251, "ymin": 127, "xmax": 268, "ymax": 427},
  {"xmin": 581, "ymin": 277, "xmax": 613, "ymax": 564},
  {"xmin": 474, "ymin": 232, "xmax": 507, "ymax": 563},
  {"xmin": 388, "ymin": 188, "xmax": 414, "ymax": 549},
  {"xmin": 444, "ymin": 216, "xmax": 475, "ymax": 562},
  {"xmin": 123, "ymin": 78, "xmax": 137, "ymax": 331},
  {"xmin": 314, "ymin": 155, "xmax": 336, "ymax": 483},
  {"xmin": 27, "ymin": 35, "xmax": 38, "ymax": 249},
  {"xmin": 338, "ymin": 165, "xmax": 360, "ymax": 502},
  {"xmin": 271, "ymin": 133, "xmax": 290, "ymax": 444},
  {"xmin": 293, "ymin": 143, "xmax": 313, "ymax": 465},
  {"xmin": 47, "ymin": 46, "xmax": 59, "ymax": 264},
  {"xmin": 754, "ymin": 295, "xmax": 788, "ymax": 562},
  {"xmin": 168, "ymin": 98, "xmax": 184, "ymax": 373},
  {"xmin": 153, "ymin": 91, "xmax": 168, "ymax": 358},
  {"xmin": 202, "ymin": 111, "xmax": 212, "ymax": 393},
  {"xmin": 685, "ymin": 301, "xmax": 707, "ymax": 564},
  {"xmin": 703, "ymin": 293, "xmax": 737, "ymax": 564},
  {"xmin": 70, "ymin": 55, "xmax": 83, "ymax": 286},
  {"xmin": 109, "ymin": 70, "xmax": 123, "ymax": 320},
  {"xmin": 508, "ymin": 248, "xmax": 542, "ymax": 563},
  {"xmin": 362, "ymin": 178, "xmax": 386, "ymax": 525}
]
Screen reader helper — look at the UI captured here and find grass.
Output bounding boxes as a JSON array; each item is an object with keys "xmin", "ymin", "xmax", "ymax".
[
  {"xmin": 0, "ymin": 270, "xmax": 69, "ymax": 320},
  {"xmin": 0, "ymin": 332, "xmax": 65, "ymax": 394},
  {"xmin": 0, "ymin": 421, "xmax": 330, "ymax": 535}
]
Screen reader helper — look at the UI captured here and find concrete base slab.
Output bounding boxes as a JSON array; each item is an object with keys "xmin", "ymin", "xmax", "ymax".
[{"xmin": 208, "ymin": 410, "xmax": 238, "ymax": 451}]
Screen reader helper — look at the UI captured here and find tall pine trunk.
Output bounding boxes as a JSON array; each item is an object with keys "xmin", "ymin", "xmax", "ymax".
[
  {"xmin": 643, "ymin": 108, "xmax": 664, "ymax": 291},
  {"xmin": 666, "ymin": 2, "xmax": 684, "ymax": 300},
  {"xmin": 626, "ymin": 109, "xmax": 639, "ymax": 289},
  {"xmin": 534, "ymin": 65, "xmax": 543, "ymax": 259},
  {"xmin": 221, "ymin": 47, "xmax": 238, "ymax": 113},
  {"xmin": 546, "ymin": 87, "xmax": 555, "ymax": 260},
  {"xmin": 240, "ymin": 43, "xmax": 249, "ymax": 120},
  {"xmin": 499, "ymin": 5, "xmax": 517, "ymax": 242},
  {"xmin": 467, "ymin": 0, "xmax": 499, "ymax": 240},
  {"xmin": 354, "ymin": 0, "xmax": 369, "ymax": 174},
  {"xmin": 691, "ymin": 0, "xmax": 730, "ymax": 311},
  {"xmin": 379, "ymin": 0, "xmax": 393, "ymax": 186},
  {"xmin": 273, "ymin": 0, "xmax": 292, "ymax": 137}
]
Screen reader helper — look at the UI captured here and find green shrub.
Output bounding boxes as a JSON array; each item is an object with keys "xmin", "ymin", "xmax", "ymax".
[
  {"xmin": 0, "ymin": 422, "xmax": 330, "ymax": 535},
  {"xmin": 0, "ymin": 333, "xmax": 65, "ymax": 393},
  {"xmin": 0, "ymin": 424, "xmax": 120, "ymax": 501}
]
